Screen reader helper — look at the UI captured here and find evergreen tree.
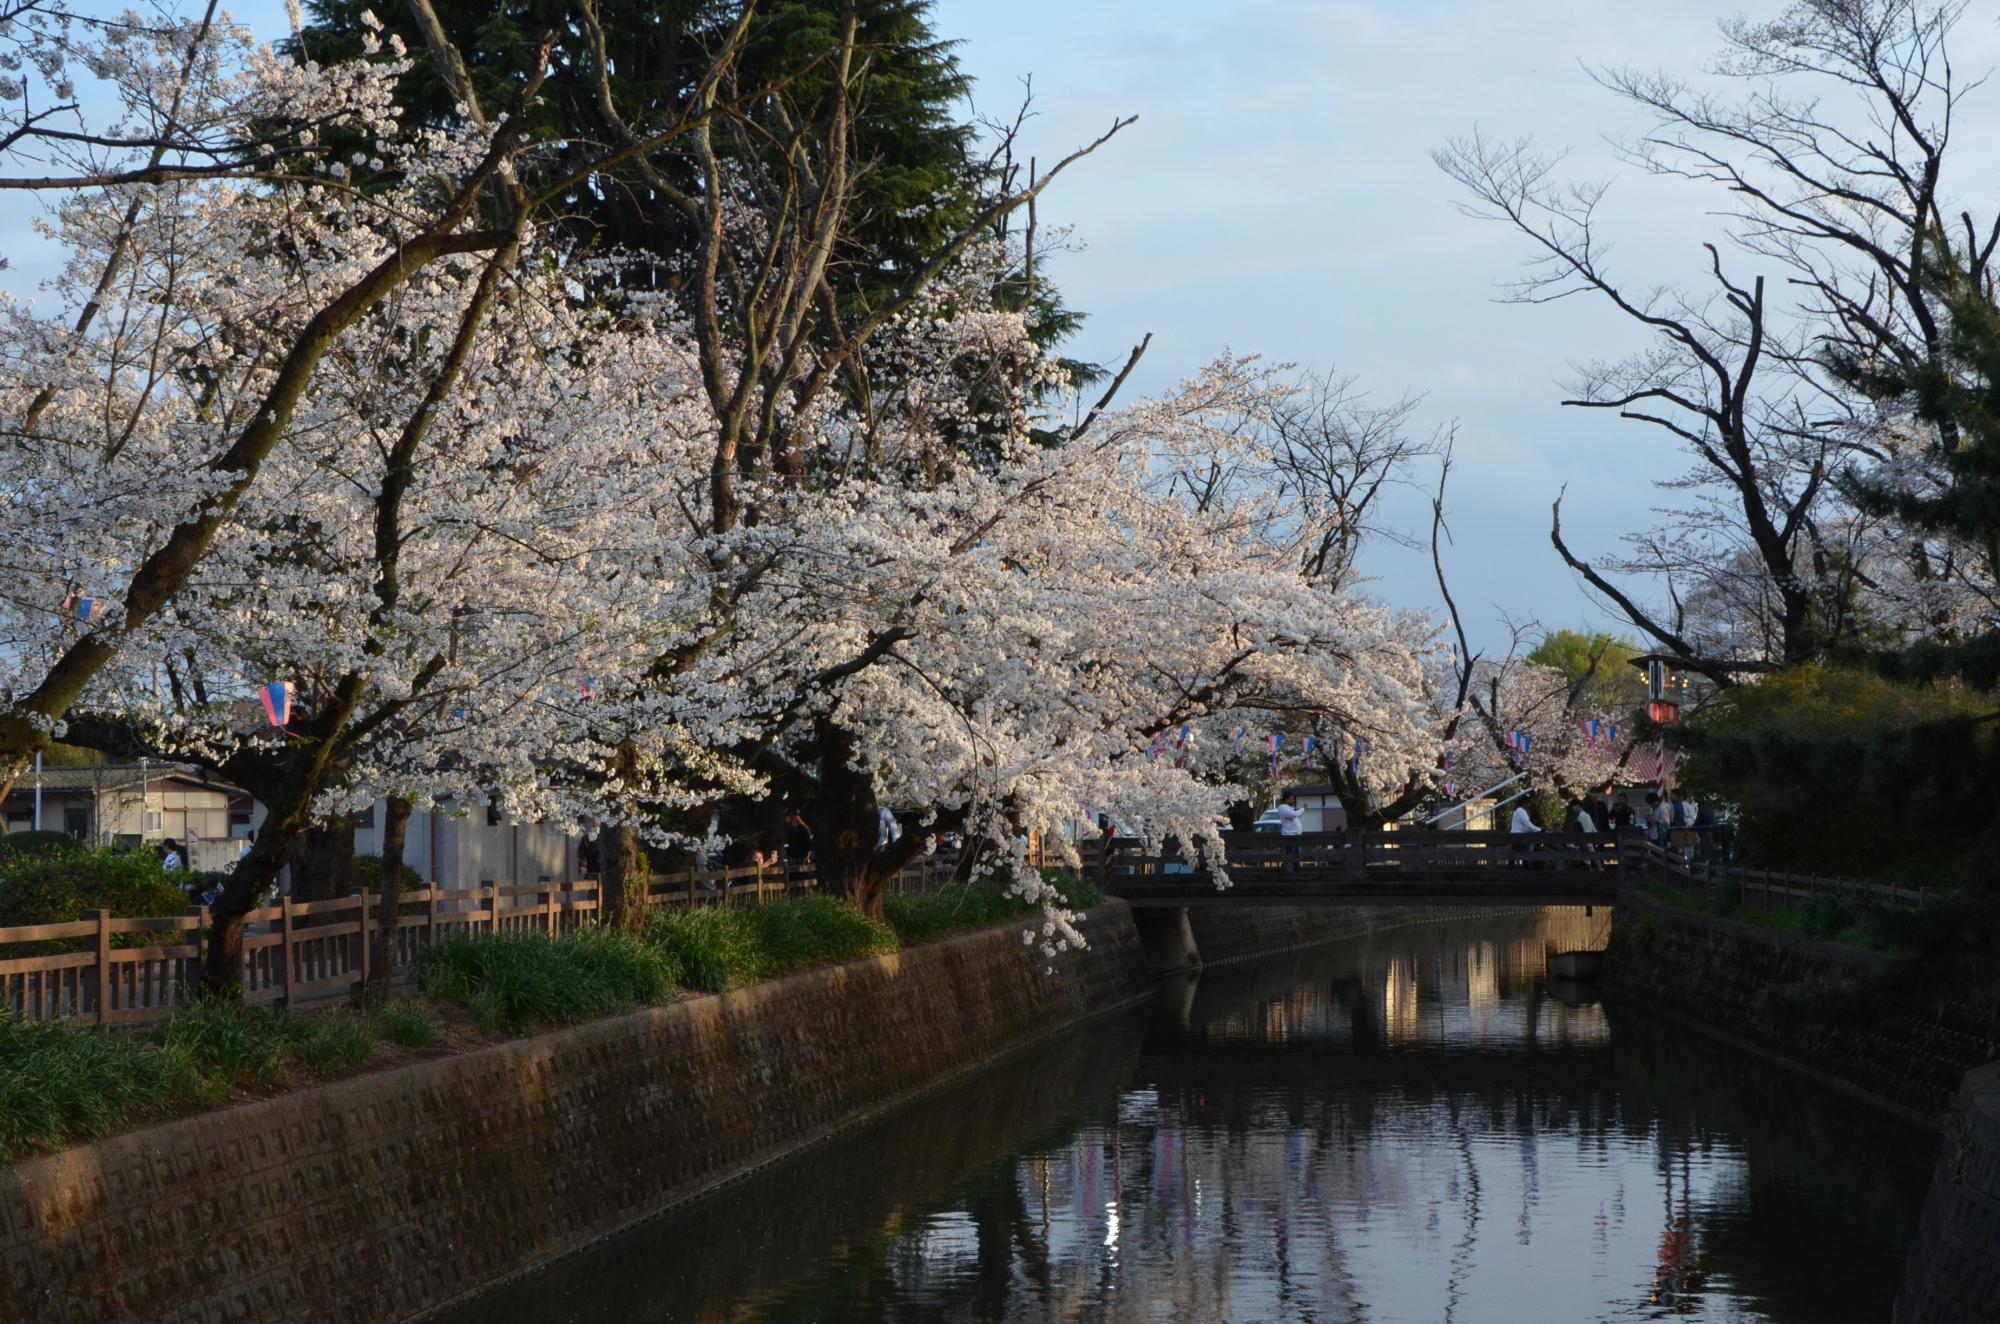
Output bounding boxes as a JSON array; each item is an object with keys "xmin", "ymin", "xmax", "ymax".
[
  {"xmin": 292, "ymin": 1, "xmax": 1092, "ymax": 385},
  {"xmin": 1835, "ymin": 258, "xmax": 2000, "ymax": 688}
]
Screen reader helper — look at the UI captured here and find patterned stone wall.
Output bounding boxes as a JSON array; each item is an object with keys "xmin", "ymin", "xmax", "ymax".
[
  {"xmin": 1605, "ymin": 892, "xmax": 2000, "ymax": 1123},
  {"xmin": 0, "ymin": 905, "xmax": 1154, "ymax": 1324},
  {"xmin": 1896, "ymin": 1063, "xmax": 2000, "ymax": 1323}
]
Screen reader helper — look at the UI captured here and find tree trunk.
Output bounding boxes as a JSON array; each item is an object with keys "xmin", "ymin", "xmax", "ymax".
[
  {"xmin": 808, "ymin": 719, "xmax": 892, "ymax": 918},
  {"xmin": 201, "ymin": 835, "xmax": 288, "ymax": 994},
  {"xmin": 371, "ymin": 798, "xmax": 413, "ymax": 993},
  {"xmin": 288, "ymin": 819, "xmax": 355, "ymax": 903},
  {"xmin": 599, "ymin": 739, "xmax": 651, "ymax": 933}
]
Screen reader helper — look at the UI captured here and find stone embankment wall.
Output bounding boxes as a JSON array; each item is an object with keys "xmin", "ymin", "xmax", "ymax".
[
  {"xmin": 0, "ymin": 898, "xmax": 1461, "ymax": 1324},
  {"xmin": 0, "ymin": 905, "xmax": 1152, "ymax": 1324},
  {"xmin": 1605, "ymin": 891, "xmax": 2000, "ymax": 1124},
  {"xmin": 1896, "ymin": 1063, "xmax": 2000, "ymax": 1324},
  {"xmin": 1604, "ymin": 893, "xmax": 2000, "ymax": 1323}
]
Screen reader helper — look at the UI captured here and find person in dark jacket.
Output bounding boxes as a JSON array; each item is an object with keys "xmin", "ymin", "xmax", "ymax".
[{"xmin": 783, "ymin": 812, "xmax": 814, "ymax": 868}]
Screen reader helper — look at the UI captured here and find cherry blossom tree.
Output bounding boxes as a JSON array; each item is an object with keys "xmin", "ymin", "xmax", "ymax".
[{"xmin": 0, "ymin": 7, "xmax": 568, "ymax": 784}]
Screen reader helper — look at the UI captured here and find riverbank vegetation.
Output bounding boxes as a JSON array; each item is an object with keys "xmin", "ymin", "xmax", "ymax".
[
  {"xmin": 0, "ymin": 880, "xmax": 1101, "ymax": 1156},
  {"xmin": 0, "ymin": 997, "xmax": 431, "ymax": 1155}
]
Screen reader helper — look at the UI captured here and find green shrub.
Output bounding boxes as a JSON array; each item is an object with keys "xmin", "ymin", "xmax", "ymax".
[
  {"xmin": 418, "ymin": 929, "xmax": 676, "ymax": 1033},
  {"xmin": 0, "ymin": 1015, "xmax": 200, "ymax": 1153},
  {"xmin": 0, "ymin": 830, "xmax": 82, "ymax": 861},
  {"xmin": 741, "ymin": 894, "xmax": 895, "ymax": 975},
  {"xmin": 152, "ymin": 998, "xmax": 293, "ymax": 1089},
  {"xmin": 287, "ymin": 1012, "xmax": 373, "ymax": 1071},
  {"xmin": 647, "ymin": 895, "xmax": 896, "ymax": 991},
  {"xmin": 354, "ymin": 854, "xmax": 423, "ymax": 891},
  {"xmin": 1796, "ymin": 894, "xmax": 1856, "ymax": 942},
  {"xmin": 1048, "ymin": 872, "xmax": 1105, "ymax": 910},
  {"xmin": 647, "ymin": 905, "xmax": 763, "ymax": 992},
  {"xmin": 1681, "ymin": 663, "xmax": 2000, "ymax": 882},
  {"xmin": 372, "ymin": 1000, "xmax": 437, "ymax": 1049},
  {"xmin": 0, "ymin": 848, "xmax": 191, "ymax": 948},
  {"xmin": 883, "ymin": 883, "xmax": 1025, "ymax": 943},
  {"xmin": 882, "ymin": 872, "xmax": 1102, "ymax": 944}
]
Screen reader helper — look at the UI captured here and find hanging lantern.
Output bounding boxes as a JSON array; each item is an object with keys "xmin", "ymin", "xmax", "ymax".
[{"xmin": 259, "ymin": 681, "xmax": 292, "ymax": 729}]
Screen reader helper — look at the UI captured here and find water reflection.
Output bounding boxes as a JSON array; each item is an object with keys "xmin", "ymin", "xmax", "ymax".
[{"xmin": 444, "ymin": 909, "xmax": 1933, "ymax": 1324}]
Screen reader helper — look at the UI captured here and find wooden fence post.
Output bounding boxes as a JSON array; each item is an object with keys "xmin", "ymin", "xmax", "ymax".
[
  {"xmin": 192, "ymin": 903, "xmax": 210, "ymax": 1008},
  {"xmin": 357, "ymin": 889, "xmax": 371, "ymax": 989},
  {"xmin": 486, "ymin": 882, "xmax": 499, "ymax": 934},
  {"xmin": 279, "ymin": 895, "xmax": 295, "ymax": 1010},
  {"xmin": 88, "ymin": 907, "xmax": 109, "ymax": 1027},
  {"xmin": 426, "ymin": 881, "xmax": 438, "ymax": 950}
]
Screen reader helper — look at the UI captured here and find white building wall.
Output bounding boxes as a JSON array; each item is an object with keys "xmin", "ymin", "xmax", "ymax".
[{"xmin": 350, "ymin": 801, "xmax": 578, "ymax": 887}]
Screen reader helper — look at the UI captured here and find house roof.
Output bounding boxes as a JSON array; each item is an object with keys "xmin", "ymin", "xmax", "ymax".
[
  {"xmin": 3, "ymin": 764, "xmax": 241, "ymax": 796},
  {"xmin": 1617, "ymin": 743, "xmax": 1683, "ymax": 787}
]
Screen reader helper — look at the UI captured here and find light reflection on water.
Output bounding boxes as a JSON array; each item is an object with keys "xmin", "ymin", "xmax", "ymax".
[{"xmin": 443, "ymin": 908, "xmax": 1934, "ymax": 1324}]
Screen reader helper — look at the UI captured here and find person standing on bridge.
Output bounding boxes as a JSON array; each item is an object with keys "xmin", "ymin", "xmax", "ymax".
[
  {"xmin": 1510, "ymin": 798, "xmax": 1542, "ymax": 869},
  {"xmin": 1270, "ymin": 791, "xmax": 1306, "ymax": 865}
]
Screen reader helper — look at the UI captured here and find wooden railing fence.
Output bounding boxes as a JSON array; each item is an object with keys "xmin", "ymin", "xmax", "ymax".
[
  {"xmin": 1630, "ymin": 836, "xmax": 1932, "ymax": 912},
  {"xmin": 2, "ymin": 849, "xmax": 968, "ymax": 1029},
  {"xmin": 1081, "ymin": 828, "xmax": 1937, "ymax": 914}
]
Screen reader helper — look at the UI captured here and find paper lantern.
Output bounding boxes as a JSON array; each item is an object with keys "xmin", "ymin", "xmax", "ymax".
[{"xmin": 259, "ymin": 681, "xmax": 292, "ymax": 729}]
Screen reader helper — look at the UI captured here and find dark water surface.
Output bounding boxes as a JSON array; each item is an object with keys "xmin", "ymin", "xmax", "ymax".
[{"xmin": 443, "ymin": 909, "xmax": 1936, "ymax": 1323}]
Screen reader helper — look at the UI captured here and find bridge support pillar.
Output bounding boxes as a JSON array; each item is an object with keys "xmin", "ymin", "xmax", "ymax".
[{"xmin": 1133, "ymin": 906, "xmax": 1201, "ymax": 976}]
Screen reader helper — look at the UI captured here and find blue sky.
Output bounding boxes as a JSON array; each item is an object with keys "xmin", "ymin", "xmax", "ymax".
[
  {"xmin": 25, "ymin": 2, "xmax": 2000, "ymax": 652},
  {"xmin": 930, "ymin": 1, "xmax": 2000, "ymax": 650}
]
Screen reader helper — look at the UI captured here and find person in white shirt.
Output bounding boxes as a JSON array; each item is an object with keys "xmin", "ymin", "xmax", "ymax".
[
  {"xmin": 1509, "ymin": 800, "xmax": 1540, "ymax": 869},
  {"xmin": 1269, "ymin": 792, "xmax": 1306, "ymax": 836},
  {"xmin": 159, "ymin": 839, "xmax": 183, "ymax": 871}
]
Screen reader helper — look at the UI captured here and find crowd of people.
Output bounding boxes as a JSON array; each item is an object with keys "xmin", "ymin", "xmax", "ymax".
[{"xmin": 1506, "ymin": 785, "xmax": 1727, "ymax": 861}]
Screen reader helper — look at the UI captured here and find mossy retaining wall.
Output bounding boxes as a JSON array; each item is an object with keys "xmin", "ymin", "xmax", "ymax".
[
  {"xmin": 1604, "ymin": 891, "xmax": 2000, "ymax": 1124},
  {"xmin": 1603, "ymin": 893, "xmax": 2000, "ymax": 1323}
]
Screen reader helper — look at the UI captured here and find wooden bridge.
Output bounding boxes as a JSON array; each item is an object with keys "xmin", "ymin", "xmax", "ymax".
[{"xmin": 1096, "ymin": 830, "xmax": 1633, "ymax": 908}]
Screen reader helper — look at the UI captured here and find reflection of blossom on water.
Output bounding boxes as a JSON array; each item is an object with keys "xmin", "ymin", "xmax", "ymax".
[{"xmin": 694, "ymin": 908, "xmax": 1922, "ymax": 1324}]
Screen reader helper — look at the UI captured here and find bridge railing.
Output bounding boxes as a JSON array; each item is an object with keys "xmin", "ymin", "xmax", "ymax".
[{"xmin": 1088, "ymin": 829, "xmax": 1635, "ymax": 885}]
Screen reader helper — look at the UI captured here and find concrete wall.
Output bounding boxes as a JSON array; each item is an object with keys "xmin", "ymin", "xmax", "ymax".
[
  {"xmin": 1896, "ymin": 1063, "xmax": 2000, "ymax": 1324},
  {"xmin": 1605, "ymin": 891, "xmax": 2000, "ymax": 1125},
  {"xmin": 349, "ymin": 804, "xmax": 581, "ymax": 888}
]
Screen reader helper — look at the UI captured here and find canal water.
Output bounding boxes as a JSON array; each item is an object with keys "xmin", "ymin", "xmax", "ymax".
[{"xmin": 444, "ymin": 909, "xmax": 1936, "ymax": 1323}]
